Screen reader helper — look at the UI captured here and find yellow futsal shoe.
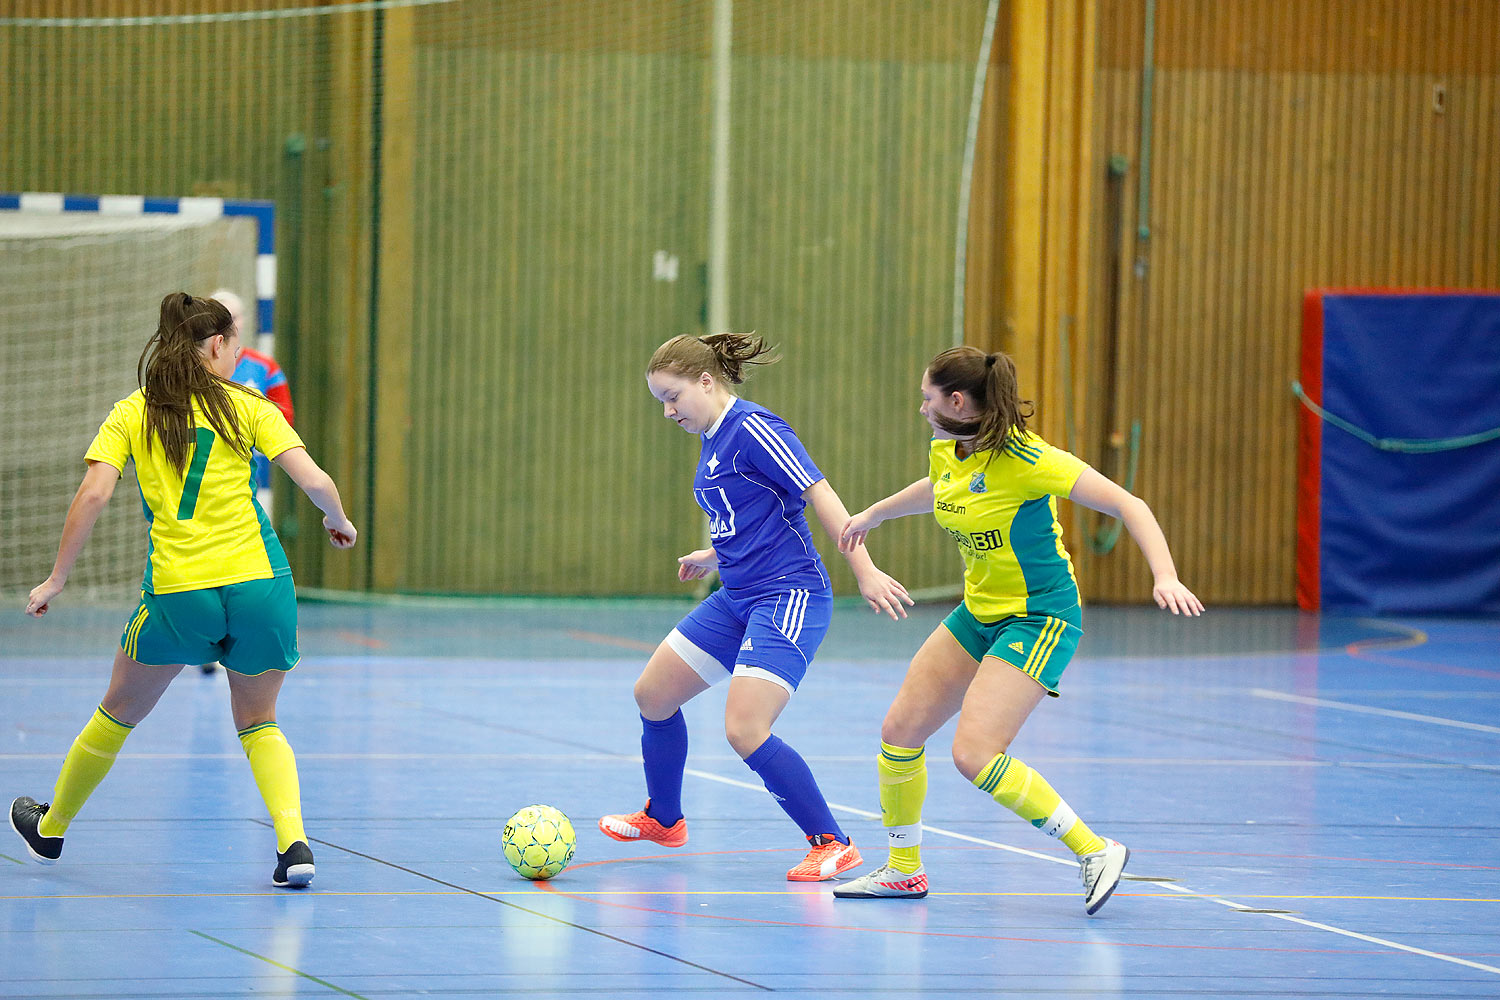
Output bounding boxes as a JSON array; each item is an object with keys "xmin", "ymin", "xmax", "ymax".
[
  {"xmin": 1080, "ymin": 838, "xmax": 1130, "ymax": 915},
  {"xmin": 787, "ymin": 834, "xmax": 861, "ymax": 881},
  {"xmin": 832, "ymin": 862, "xmax": 929, "ymax": 898},
  {"xmin": 598, "ymin": 803, "xmax": 688, "ymax": 847}
]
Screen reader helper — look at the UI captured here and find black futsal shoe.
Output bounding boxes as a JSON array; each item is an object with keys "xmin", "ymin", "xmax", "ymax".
[
  {"xmin": 273, "ymin": 840, "xmax": 315, "ymax": 888},
  {"xmin": 9, "ymin": 796, "xmax": 63, "ymax": 865}
]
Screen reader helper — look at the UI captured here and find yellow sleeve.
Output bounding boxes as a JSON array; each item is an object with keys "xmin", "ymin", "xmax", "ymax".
[
  {"xmin": 248, "ymin": 395, "xmax": 305, "ymax": 460},
  {"xmin": 83, "ymin": 399, "xmax": 133, "ymax": 475},
  {"xmin": 1026, "ymin": 439, "xmax": 1089, "ymax": 497}
]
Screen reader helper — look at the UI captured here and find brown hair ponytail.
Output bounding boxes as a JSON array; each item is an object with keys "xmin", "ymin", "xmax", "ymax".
[
  {"xmin": 925, "ymin": 346, "xmax": 1033, "ymax": 457},
  {"xmin": 137, "ymin": 292, "xmax": 252, "ymax": 473},
  {"xmin": 647, "ymin": 332, "xmax": 779, "ymax": 385}
]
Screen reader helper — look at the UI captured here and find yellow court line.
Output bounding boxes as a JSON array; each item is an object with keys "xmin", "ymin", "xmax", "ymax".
[{"xmin": 3, "ymin": 889, "xmax": 1496, "ymax": 903}]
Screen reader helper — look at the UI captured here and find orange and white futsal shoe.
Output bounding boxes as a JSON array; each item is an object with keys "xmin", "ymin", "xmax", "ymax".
[
  {"xmin": 597, "ymin": 802, "xmax": 688, "ymax": 848},
  {"xmin": 787, "ymin": 834, "xmax": 862, "ymax": 881},
  {"xmin": 832, "ymin": 862, "xmax": 929, "ymax": 898}
]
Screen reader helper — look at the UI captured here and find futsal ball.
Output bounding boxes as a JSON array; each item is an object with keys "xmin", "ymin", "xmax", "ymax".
[{"xmin": 502, "ymin": 804, "xmax": 577, "ymax": 880}]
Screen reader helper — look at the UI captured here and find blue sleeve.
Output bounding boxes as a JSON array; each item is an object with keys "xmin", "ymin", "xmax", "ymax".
[{"xmin": 738, "ymin": 411, "xmax": 824, "ymax": 496}]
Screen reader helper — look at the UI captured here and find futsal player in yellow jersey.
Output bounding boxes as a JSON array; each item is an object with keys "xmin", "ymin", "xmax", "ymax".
[
  {"xmin": 10, "ymin": 292, "xmax": 358, "ymax": 888},
  {"xmin": 833, "ymin": 346, "xmax": 1203, "ymax": 913}
]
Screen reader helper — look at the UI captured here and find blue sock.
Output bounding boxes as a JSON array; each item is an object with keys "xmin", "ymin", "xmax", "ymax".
[
  {"xmin": 641, "ymin": 711, "xmax": 687, "ymax": 826},
  {"xmin": 743, "ymin": 734, "xmax": 846, "ymax": 842}
]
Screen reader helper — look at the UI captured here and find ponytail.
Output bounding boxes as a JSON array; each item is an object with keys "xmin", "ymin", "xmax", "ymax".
[
  {"xmin": 925, "ymin": 346, "xmax": 1033, "ymax": 458},
  {"xmin": 647, "ymin": 332, "xmax": 779, "ymax": 386},
  {"xmin": 137, "ymin": 292, "xmax": 251, "ymax": 473}
]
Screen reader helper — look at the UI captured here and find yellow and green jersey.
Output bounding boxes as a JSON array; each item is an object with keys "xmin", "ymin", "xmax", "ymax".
[
  {"xmin": 85, "ymin": 387, "xmax": 304, "ymax": 595},
  {"xmin": 929, "ymin": 431, "xmax": 1088, "ymax": 621}
]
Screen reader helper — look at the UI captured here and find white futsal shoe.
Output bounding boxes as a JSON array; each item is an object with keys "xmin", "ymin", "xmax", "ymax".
[{"xmin": 1080, "ymin": 839, "xmax": 1129, "ymax": 915}]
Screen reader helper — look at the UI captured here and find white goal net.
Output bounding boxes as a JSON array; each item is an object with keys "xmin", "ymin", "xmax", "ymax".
[{"xmin": 0, "ymin": 211, "xmax": 256, "ymax": 605}]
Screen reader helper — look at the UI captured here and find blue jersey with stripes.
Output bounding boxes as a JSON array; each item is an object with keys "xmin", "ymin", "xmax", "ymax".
[{"xmin": 695, "ymin": 398, "xmax": 830, "ymax": 595}]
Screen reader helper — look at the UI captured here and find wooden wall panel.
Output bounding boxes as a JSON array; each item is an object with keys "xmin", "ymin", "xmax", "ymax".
[{"xmin": 1078, "ymin": 0, "xmax": 1500, "ymax": 604}]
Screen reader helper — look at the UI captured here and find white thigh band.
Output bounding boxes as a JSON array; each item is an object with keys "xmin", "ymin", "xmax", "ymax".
[{"xmin": 666, "ymin": 628, "xmax": 729, "ymax": 686}]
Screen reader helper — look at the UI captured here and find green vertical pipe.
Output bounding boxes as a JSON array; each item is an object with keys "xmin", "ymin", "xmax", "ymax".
[
  {"xmin": 278, "ymin": 133, "xmax": 306, "ymax": 542},
  {"xmin": 1136, "ymin": 0, "xmax": 1156, "ymax": 243}
]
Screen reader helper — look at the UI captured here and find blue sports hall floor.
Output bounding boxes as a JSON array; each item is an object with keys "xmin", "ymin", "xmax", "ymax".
[{"xmin": 2, "ymin": 596, "xmax": 1498, "ymax": 998}]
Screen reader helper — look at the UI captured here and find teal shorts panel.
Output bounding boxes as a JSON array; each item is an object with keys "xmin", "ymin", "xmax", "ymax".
[
  {"xmin": 121, "ymin": 576, "xmax": 300, "ymax": 675},
  {"xmin": 941, "ymin": 603, "xmax": 1083, "ymax": 697}
]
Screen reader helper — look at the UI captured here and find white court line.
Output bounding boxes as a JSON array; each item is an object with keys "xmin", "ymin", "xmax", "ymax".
[
  {"xmin": 1252, "ymin": 689, "xmax": 1500, "ymax": 735},
  {"xmin": 1156, "ymin": 882, "xmax": 1500, "ymax": 976},
  {"xmin": 684, "ymin": 766, "xmax": 1500, "ymax": 977},
  {"xmin": 686, "ymin": 767, "xmax": 1074, "ymax": 868}
]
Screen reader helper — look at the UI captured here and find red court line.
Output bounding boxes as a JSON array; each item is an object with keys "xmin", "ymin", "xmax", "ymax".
[
  {"xmin": 536, "ymin": 878, "xmax": 1403, "ymax": 958},
  {"xmin": 1346, "ymin": 646, "xmax": 1500, "ymax": 681},
  {"xmin": 566, "ymin": 629, "xmax": 657, "ymax": 653},
  {"xmin": 334, "ymin": 630, "xmax": 388, "ymax": 649},
  {"xmin": 575, "ymin": 843, "xmax": 1500, "ymax": 873}
]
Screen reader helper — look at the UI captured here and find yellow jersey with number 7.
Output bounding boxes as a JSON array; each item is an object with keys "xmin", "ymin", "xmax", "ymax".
[
  {"xmin": 928, "ymin": 432, "xmax": 1088, "ymax": 621},
  {"xmin": 85, "ymin": 388, "xmax": 304, "ymax": 595}
]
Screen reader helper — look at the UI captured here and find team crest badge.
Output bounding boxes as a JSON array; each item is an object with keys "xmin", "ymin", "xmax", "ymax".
[{"xmin": 969, "ymin": 472, "xmax": 987, "ymax": 493}]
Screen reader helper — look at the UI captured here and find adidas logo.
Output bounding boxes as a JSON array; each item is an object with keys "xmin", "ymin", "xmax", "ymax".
[
  {"xmin": 740, "ymin": 638, "xmax": 753, "ymax": 650},
  {"xmin": 940, "ymin": 472, "xmax": 951, "ymax": 481},
  {"xmin": 1009, "ymin": 641, "xmax": 1025, "ymax": 653}
]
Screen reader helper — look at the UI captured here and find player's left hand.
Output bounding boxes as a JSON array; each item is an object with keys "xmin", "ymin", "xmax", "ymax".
[
  {"xmin": 677, "ymin": 548, "xmax": 719, "ymax": 582},
  {"xmin": 25, "ymin": 577, "xmax": 64, "ymax": 618},
  {"xmin": 1152, "ymin": 577, "xmax": 1204, "ymax": 616},
  {"xmin": 858, "ymin": 569, "xmax": 914, "ymax": 620}
]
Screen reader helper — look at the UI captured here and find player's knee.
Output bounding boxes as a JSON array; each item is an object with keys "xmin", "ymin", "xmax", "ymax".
[
  {"xmin": 951, "ymin": 737, "xmax": 1004, "ymax": 783},
  {"xmin": 724, "ymin": 717, "xmax": 770, "ymax": 759},
  {"xmin": 632, "ymin": 677, "xmax": 675, "ymax": 720},
  {"xmin": 880, "ymin": 713, "xmax": 924, "ymax": 749}
]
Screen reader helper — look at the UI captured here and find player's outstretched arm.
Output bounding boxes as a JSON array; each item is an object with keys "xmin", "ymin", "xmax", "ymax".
[
  {"xmin": 25, "ymin": 461, "xmax": 120, "ymax": 617},
  {"xmin": 839, "ymin": 477, "xmax": 934, "ymax": 551},
  {"xmin": 803, "ymin": 480, "xmax": 914, "ymax": 620},
  {"xmin": 273, "ymin": 447, "xmax": 358, "ymax": 549},
  {"xmin": 1066, "ymin": 467, "xmax": 1204, "ymax": 616}
]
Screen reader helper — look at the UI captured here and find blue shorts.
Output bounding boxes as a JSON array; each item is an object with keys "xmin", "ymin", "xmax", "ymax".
[{"xmin": 667, "ymin": 585, "xmax": 832, "ymax": 694}]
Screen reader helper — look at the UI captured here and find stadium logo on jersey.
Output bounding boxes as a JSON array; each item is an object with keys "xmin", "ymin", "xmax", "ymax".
[
  {"xmin": 935, "ymin": 499, "xmax": 966, "ymax": 515},
  {"xmin": 969, "ymin": 472, "xmax": 987, "ymax": 493}
]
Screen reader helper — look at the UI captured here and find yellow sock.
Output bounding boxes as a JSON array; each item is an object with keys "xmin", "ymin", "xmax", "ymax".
[
  {"xmin": 238, "ymin": 722, "xmax": 306, "ymax": 852},
  {"xmin": 973, "ymin": 752, "xmax": 1106, "ymax": 856},
  {"xmin": 879, "ymin": 742, "xmax": 927, "ymax": 874},
  {"xmin": 38, "ymin": 707, "xmax": 134, "ymax": 837}
]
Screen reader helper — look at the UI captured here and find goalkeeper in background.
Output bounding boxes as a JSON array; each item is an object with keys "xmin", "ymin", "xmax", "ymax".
[{"xmin": 198, "ymin": 288, "xmax": 296, "ymax": 675}]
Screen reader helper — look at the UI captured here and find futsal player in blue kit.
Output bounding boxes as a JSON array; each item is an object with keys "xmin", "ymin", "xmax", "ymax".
[{"xmin": 600, "ymin": 333, "xmax": 914, "ymax": 881}]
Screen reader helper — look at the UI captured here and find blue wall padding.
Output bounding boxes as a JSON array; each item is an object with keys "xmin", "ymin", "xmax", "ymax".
[{"xmin": 1318, "ymin": 293, "xmax": 1500, "ymax": 614}]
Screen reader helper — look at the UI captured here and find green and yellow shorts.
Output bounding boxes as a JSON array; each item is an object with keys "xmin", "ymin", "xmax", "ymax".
[
  {"xmin": 941, "ymin": 603, "xmax": 1083, "ymax": 697},
  {"xmin": 120, "ymin": 576, "xmax": 300, "ymax": 675}
]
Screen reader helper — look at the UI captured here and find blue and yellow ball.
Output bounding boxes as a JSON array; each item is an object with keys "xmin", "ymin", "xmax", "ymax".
[{"xmin": 502, "ymin": 804, "xmax": 576, "ymax": 880}]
